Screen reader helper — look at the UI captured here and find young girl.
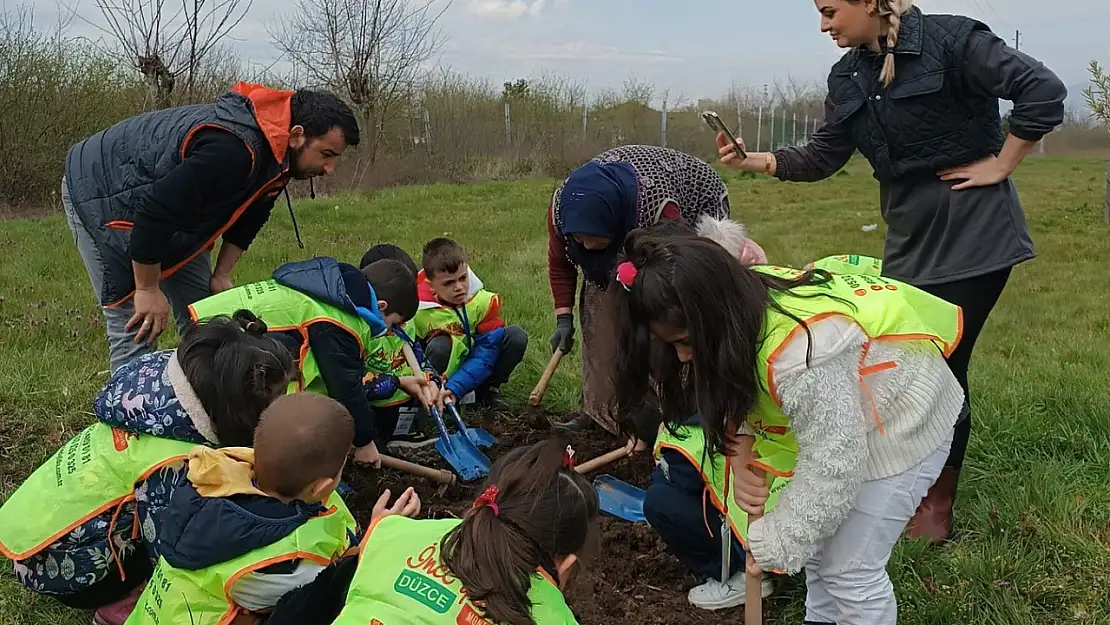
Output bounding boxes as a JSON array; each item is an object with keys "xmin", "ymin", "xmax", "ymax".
[
  {"xmin": 265, "ymin": 438, "xmax": 598, "ymax": 625},
  {"xmin": 0, "ymin": 313, "xmax": 294, "ymax": 625},
  {"xmin": 613, "ymin": 229, "xmax": 964, "ymax": 625}
]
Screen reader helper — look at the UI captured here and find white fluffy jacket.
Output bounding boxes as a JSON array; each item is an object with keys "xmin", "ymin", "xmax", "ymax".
[{"xmin": 745, "ymin": 315, "xmax": 963, "ymax": 574}]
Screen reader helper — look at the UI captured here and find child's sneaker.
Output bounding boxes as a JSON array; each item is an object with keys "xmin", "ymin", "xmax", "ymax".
[
  {"xmin": 687, "ymin": 572, "xmax": 773, "ymax": 611},
  {"xmin": 92, "ymin": 583, "xmax": 143, "ymax": 625},
  {"xmin": 387, "ymin": 431, "xmax": 437, "ymax": 450}
]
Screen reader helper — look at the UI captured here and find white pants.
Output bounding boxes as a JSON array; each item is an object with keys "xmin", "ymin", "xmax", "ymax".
[{"xmin": 804, "ymin": 432, "xmax": 953, "ymax": 625}]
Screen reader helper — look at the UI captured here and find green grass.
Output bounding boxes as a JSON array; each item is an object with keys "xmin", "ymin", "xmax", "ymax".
[{"xmin": 2, "ymin": 156, "xmax": 1110, "ymax": 624}]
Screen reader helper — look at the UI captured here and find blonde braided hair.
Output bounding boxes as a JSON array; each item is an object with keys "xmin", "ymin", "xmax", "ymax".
[{"xmin": 874, "ymin": 0, "xmax": 914, "ymax": 87}]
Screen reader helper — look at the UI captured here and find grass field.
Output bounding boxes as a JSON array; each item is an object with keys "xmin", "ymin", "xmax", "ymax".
[{"xmin": 2, "ymin": 156, "xmax": 1109, "ymax": 624}]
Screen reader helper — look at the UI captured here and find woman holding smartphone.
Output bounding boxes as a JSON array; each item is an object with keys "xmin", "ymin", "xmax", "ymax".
[{"xmin": 717, "ymin": 0, "xmax": 1066, "ymax": 543}]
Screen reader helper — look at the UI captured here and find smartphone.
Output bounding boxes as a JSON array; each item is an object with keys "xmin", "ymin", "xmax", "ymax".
[{"xmin": 702, "ymin": 110, "xmax": 747, "ymax": 160}]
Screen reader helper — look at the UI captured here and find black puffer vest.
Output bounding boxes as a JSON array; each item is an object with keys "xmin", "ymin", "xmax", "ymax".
[
  {"xmin": 63, "ymin": 86, "xmax": 290, "ymax": 306},
  {"xmin": 826, "ymin": 7, "xmax": 1005, "ymax": 182}
]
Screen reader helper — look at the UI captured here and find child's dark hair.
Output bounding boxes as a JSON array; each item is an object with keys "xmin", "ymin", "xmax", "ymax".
[
  {"xmin": 422, "ymin": 237, "xmax": 468, "ymax": 279},
  {"xmin": 440, "ymin": 439, "xmax": 599, "ymax": 625},
  {"xmin": 360, "ymin": 243, "xmax": 418, "ymax": 275},
  {"xmin": 362, "ymin": 259, "xmax": 418, "ymax": 321},
  {"xmin": 612, "ymin": 228, "xmax": 838, "ymax": 457},
  {"xmin": 177, "ymin": 312, "xmax": 296, "ymax": 447},
  {"xmin": 253, "ymin": 392, "xmax": 354, "ymax": 499}
]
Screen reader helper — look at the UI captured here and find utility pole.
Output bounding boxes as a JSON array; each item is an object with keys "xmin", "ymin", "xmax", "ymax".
[{"xmin": 1014, "ymin": 29, "xmax": 1021, "ymax": 50}]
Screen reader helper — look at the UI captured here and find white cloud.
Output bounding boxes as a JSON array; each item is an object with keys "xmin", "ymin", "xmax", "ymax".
[
  {"xmin": 465, "ymin": 0, "xmax": 552, "ymax": 19},
  {"xmin": 506, "ymin": 41, "xmax": 681, "ymax": 64}
]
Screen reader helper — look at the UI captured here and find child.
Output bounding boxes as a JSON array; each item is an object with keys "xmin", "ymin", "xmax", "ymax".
[
  {"xmin": 188, "ymin": 256, "xmax": 418, "ymax": 468},
  {"xmin": 264, "ymin": 438, "xmax": 595, "ymax": 625},
  {"xmin": 358, "ymin": 244, "xmax": 438, "ymax": 448},
  {"xmin": 611, "ymin": 229, "xmax": 963, "ymax": 625},
  {"xmin": 124, "ymin": 392, "xmax": 395, "ymax": 624},
  {"xmin": 0, "ymin": 315, "xmax": 294, "ymax": 625},
  {"xmin": 415, "ymin": 238, "xmax": 528, "ymax": 408}
]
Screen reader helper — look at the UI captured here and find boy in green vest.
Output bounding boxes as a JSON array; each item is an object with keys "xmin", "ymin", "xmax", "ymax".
[
  {"xmin": 126, "ymin": 392, "xmax": 420, "ymax": 625},
  {"xmin": 188, "ymin": 256, "xmax": 419, "ymax": 468},
  {"xmin": 359, "ymin": 244, "xmax": 438, "ymax": 448},
  {"xmin": 414, "ymin": 238, "xmax": 528, "ymax": 409}
]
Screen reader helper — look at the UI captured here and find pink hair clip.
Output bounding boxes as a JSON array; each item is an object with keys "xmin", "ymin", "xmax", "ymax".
[{"xmin": 616, "ymin": 261, "xmax": 638, "ymax": 291}]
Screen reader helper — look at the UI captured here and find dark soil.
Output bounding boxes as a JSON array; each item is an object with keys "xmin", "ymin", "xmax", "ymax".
[{"xmin": 344, "ymin": 407, "xmax": 766, "ymax": 625}]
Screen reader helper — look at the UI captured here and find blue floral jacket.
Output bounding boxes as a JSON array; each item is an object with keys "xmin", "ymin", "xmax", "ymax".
[{"xmin": 13, "ymin": 350, "xmax": 214, "ymax": 598}]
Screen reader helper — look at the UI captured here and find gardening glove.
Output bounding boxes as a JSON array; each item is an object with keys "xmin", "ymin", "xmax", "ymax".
[{"xmin": 549, "ymin": 313, "xmax": 575, "ymax": 354}]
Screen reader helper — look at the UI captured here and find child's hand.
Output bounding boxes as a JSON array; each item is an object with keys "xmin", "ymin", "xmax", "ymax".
[
  {"xmin": 399, "ymin": 376, "xmax": 431, "ymax": 408},
  {"xmin": 353, "ymin": 442, "xmax": 382, "ymax": 469},
  {"xmin": 729, "ymin": 456, "xmax": 769, "ymax": 516},
  {"xmin": 438, "ymin": 388, "xmax": 456, "ymax": 411},
  {"xmin": 745, "ymin": 549, "xmax": 762, "ymax": 576},
  {"xmin": 372, "ymin": 486, "xmax": 422, "ymax": 522}
]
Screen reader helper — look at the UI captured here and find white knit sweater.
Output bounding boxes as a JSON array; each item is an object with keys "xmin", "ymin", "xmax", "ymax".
[{"xmin": 746, "ymin": 315, "xmax": 963, "ymax": 574}]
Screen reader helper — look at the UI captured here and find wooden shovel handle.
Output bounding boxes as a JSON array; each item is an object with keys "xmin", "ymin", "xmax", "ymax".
[
  {"xmin": 529, "ymin": 349, "xmax": 565, "ymax": 407},
  {"xmin": 573, "ymin": 445, "xmax": 630, "ymax": 475},
  {"xmin": 380, "ymin": 454, "xmax": 457, "ymax": 486},
  {"xmin": 730, "ymin": 434, "xmax": 766, "ymax": 625}
]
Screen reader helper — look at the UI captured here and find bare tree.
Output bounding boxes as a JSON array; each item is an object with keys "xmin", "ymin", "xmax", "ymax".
[
  {"xmin": 270, "ymin": 0, "xmax": 449, "ymax": 184},
  {"xmin": 86, "ymin": 0, "xmax": 250, "ymax": 107}
]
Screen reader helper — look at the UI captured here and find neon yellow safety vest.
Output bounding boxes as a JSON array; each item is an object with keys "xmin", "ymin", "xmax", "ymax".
[
  {"xmin": 808, "ymin": 254, "xmax": 884, "ymax": 277},
  {"xmin": 413, "ymin": 289, "xmax": 500, "ymax": 378},
  {"xmin": 125, "ymin": 492, "xmax": 356, "ymax": 625},
  {"xmin": 653, "ymin": 424, "xmax": 794, "ymax": 553},
  {"xmin": 364, "ymin": 320, "xmax": 418, "ymax": 408},
  {"xmin": 188, "ymin": 280, "xmax": 378, "ymax": 395},
  {"xmin": 0, "ymin": 423, "xmax": 195, "ymax": 563},
  {"xmin": 656, "ymin": 266, "xmax": 962, "ymax": 547},
  {"xmin": 334, "ymin": 516, "xmax": 577, "ymax": 625}
]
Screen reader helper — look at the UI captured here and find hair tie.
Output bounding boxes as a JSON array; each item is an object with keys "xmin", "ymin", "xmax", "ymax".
[
  {"xmin": 473, "ymin": 485, "xmax": 499, "ymax": 516},
  {"xmin": 563, "ymin": 445, "xmax": 576, "ymax": 470},
  {"xmin": 616, "ymin": 261, "xmax": 638, "ymax": 291}
]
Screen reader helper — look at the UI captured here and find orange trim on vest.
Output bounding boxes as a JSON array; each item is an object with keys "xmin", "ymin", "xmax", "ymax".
[
  {"xmin": 104, "ymin": 172, "xmax": 287, "ymax": 309},
  {"xmin": 216, "ymin": 551, "xmax": 335, "ymax": 625},
  {"xmin": 180, "ymin": 123, "xmax": 257, "ymax": 175},
  {"xmin": 0, "ymin": 453, "xmax": 189, "ymax": 562}
]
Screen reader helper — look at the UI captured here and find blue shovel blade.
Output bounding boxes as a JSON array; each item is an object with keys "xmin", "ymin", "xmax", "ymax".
[
  {"xmin": 435, "ymin": 435, "xmax": 489, "ymax": 482},
  {"xmin": 593, "ymin": 474, "xmax": 647, "ymax": 523},
  {"xmin": 465, "ymin": 427, "xmax": 497, "ymax": 448}
]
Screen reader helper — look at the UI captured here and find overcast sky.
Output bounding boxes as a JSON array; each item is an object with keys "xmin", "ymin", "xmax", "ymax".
[{"xmin": 22, "ymin": 0, "xmax": 1106, "ymax": 107}]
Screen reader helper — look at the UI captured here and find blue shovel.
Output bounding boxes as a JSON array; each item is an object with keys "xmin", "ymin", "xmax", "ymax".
[
  {"xmin": 429, "ymin": 404, "xmax": 490, "ymax": 482},
  {"xmin": 573, "ymin": 445, "xmax": 647, "ymax": 524},
  {"xmin": 445, "ymin": 401, "xmax": 497, "ymax": 449}
]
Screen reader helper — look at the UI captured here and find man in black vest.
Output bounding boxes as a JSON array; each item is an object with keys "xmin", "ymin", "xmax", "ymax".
[{"xmin": 61, "ymin": 82, "xmax": 359, "ymax": 372}]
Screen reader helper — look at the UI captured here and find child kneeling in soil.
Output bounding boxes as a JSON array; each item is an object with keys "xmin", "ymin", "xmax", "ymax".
[
  {"xmin": 612, "ymin": 229, "xmax": 963, "ymax": 625},
  {"xmin": 359, "ymin": 244, "xmax": 441, "ymax": 449},
  {"xmin": 188, "ymin": 256, "xmax": 419, "ymax": 469},
  {"xmin": 0, "ymin": 315, "xmax": 294, "ymax": 625},
  {"xmin": 125, "ymin": 392, "xmax": 418, "ymax": 625},
  {"xmin": 415, "ymin": 237, "xmax": 528, "ymax": 409},
  {"xmin": 262, "ymin": 438, "xmax": 596, "ymax": 625}
]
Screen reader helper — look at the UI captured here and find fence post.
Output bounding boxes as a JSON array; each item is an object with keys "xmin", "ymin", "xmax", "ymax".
[
  {"xmin": 769, "ymin": 108, "xmax": 776, "ymax": 151},
  {"xmin": 661, "ymin": 100, "xmax": 668, "ymax": 148},
  {"xmin": 504, "ymin": 101, "xmax": 512, "ymax": 149},
  {"xmin": 582, "ymin": 104, "xmax": 588, "ymax": 136},
  {"xmin": 781, "ymin": 108, "xmax": 787, "ymax": 148},
  {"xmin": 804, "ymin": 113, "xmax": 809, "ymax": 142},
  {"xmin": 756, "ymin": 105, "xmax": 763, "ymax": 152},
  {"xmin": 792, "ymin": 112, "xmax": 797, "ymax": 146},
  {"xmin": 736, "ymin": 100, "xmax": 743, "ymax": 139},
  {"xmin": 423, "ymin": 108, "xmax": 431, "ymax": 146}
]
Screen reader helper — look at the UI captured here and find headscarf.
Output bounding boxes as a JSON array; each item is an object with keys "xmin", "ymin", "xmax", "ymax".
[{"xmin": 553, "ymin": 160, "xmax": 639, "ymax": 288}]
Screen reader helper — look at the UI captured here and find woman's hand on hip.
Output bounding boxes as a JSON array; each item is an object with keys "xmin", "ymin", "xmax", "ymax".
[{"xmin": 939, "ymin": 155, "xmax": 1013, "ymax": 190}]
